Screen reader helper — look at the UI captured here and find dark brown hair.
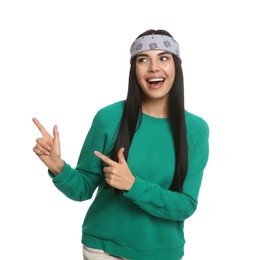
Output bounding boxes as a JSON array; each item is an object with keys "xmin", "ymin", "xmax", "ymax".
[{"xmin": 111, "ymin": 29, "xmax": 188, "ymax": 192}]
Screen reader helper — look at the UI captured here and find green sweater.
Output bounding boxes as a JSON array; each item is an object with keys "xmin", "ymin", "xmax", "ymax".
[{"xmin": 51, "ymin": 100, "xmax": 209, "ymax": 260}]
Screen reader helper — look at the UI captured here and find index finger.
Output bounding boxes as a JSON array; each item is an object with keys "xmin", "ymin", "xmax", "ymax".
[
  {"xmin": 32, "ymin": 117, "xmax": 49, "ymax": 137},
  {"xmin": 94, "ymin": 151, "xmax": 115, "ymax": 166}
]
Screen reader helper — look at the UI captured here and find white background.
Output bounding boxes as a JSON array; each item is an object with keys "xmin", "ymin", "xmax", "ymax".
[{"xmin": 1, "ymin": 0, "xmax": 257, "ymax": 259}]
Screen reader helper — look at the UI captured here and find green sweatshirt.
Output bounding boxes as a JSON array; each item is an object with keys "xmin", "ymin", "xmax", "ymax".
[{"xmin": 51, "ymin": 100, "xmax": 209, "ymax": 260}]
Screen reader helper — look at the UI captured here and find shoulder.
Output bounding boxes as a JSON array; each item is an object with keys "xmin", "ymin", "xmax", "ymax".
[
  {"xmin": 185, "ymin": 111, "xmax": 209, "ymax": 130},
  {"xmin": 185, "ymin": 111, "xmax": 209, "ymax": 144},
  {"xmin": 92, "ymin": 100, "xmax": 125, "ymax": 126},
  {"xmin": 96, "ymin": 100, "xmax": 125, "ymax": 118},
  {"xmin": 98, "ymin": 100, "xmax": 125, "ymax": 114}
]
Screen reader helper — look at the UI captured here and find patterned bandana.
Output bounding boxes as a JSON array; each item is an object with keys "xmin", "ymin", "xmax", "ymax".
[{"xmin": 130, "ymin": 34, "xmax": 181, "ymax": 62}]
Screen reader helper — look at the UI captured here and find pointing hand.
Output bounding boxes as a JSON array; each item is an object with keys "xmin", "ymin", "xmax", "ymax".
[
  {"xmin": 94, "ymin": 148, "xmax": 135, "ymax": 191},
  {"xmin": 32, "ymin": 118, "xmax": 64, "ymax": 175}
]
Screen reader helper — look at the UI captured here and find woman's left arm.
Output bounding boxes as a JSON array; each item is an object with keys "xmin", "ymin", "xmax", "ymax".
[{"xmin": 123, "ymin": 124, "xmax": 209, "ymax": 221}]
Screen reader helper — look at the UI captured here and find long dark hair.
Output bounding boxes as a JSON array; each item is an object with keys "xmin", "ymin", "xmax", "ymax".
[{"xmin": 110, "ymin": 29, "xmax": 188, "ymax": 192}]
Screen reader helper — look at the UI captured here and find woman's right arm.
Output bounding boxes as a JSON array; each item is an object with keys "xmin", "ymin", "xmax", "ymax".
[{"xmin": 32, "ymin": 112, "xmax": 111, "ymax": 201}]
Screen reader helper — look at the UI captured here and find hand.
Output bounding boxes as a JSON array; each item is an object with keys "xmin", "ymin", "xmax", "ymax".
[
  {"xmin": 32, "ymin": 118, "xmax": 64, "ymax": 175},
  {"xmin": 94, "ymin": 148, "xmax": 135, "ymax": 191}
]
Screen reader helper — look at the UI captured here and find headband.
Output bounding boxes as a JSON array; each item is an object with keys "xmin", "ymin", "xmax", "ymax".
[{"xmin": 130, "ymin": 34, "xmax": 181, "ymax": 62}]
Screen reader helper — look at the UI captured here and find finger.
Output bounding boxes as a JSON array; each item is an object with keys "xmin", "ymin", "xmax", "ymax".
[
  {"xmin": 33, "ymin": 146, "xmax": 48, "ymax": 156},
  {"xmin": 53, "ymin": 125, "xmax": 60, "ymax": 146},
  {"xmin": 94, "ymin": 151, "xmax": 115, "ymax": 166},
  {"xmin": 105, "ymin": 175, "xmax": 111, "ymax": 185},
  {"xmin": 103, "ymin": 166, "xmax": 109, "ymax": 174},
  {"xmin": 34, "ymin": 143, "xmax": 50, "ymax": 155},
  {"xmin": 32, "ymin": 117, "xmax": 50, "ymax": 137},
  {"xmin": 117, "ymin": 147, "xmax": 126, "ymax": 164},
  {"xmin": 35, "ymin": 137, "xmax": 52, "ymax": 151}
]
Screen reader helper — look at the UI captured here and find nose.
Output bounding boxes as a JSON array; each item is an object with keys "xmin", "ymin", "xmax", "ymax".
[{"xmin": 148, "ymin": 60, "xmax": 160, "ymax": 72}]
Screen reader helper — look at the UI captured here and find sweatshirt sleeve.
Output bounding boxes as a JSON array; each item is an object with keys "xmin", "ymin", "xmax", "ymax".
[
  {"xmin": 123, "ymin": 121, "xmax": 209, "ymax": 221},
  {"xmin": 50, "ymin": 110, "xmax": 116, "ymax": 201}
]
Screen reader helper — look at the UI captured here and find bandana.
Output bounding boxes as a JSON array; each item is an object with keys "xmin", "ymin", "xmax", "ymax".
[{"xmin": 130, "ymin": 34, "xmax": 181, "ymax": 62}]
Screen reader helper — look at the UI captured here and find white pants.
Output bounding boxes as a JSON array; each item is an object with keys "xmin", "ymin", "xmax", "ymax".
[
  {"xmin": 83, "ymin": 245, "xmax": 128, "ymax": 260},
  {"xmin": 83, "ymin": 245, "xmax": 182, "ymax": 260}
]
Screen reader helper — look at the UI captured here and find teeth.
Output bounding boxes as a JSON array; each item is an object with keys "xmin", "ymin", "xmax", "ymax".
[{"xmin": 148, "ymin": 78, "xmax": 163, "ymax": 83}]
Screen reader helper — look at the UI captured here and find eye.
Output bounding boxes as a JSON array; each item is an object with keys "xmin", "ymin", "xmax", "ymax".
[
  {"xmin": 136, "ymin": 57, "xmax": 149, "ymax": 63},
  {"xmin": 160, "ymin": 55, "xmax": 169, "ymax": 61}
]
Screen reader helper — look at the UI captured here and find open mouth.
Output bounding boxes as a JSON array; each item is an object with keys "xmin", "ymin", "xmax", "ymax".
[{"xmin": 147, "ymin": 78, "xmax": 165, "ymax": 87}]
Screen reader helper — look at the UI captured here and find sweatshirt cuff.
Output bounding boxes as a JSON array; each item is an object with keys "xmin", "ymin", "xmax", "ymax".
[
  {"xmin": 48, "ymin": 161, "xmax": 71, "ymax": 185},
  {"xmin": 123, "ymin": 176, "xmax": 146, "ymax": 201}
]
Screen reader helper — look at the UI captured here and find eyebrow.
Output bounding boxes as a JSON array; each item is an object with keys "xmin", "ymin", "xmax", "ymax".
[{"xmin": 136, "ymin": 51, "xmax": 172, "ymax": 58}]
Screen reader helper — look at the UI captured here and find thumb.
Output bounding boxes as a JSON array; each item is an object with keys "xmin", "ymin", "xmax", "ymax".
[
  {"xmin": 53, "ymin": 125, "xmax": 60, "ymax": 146},
  {"xmin": 118, "ymin": 147, "xmax": 126, "ymax": 164}
]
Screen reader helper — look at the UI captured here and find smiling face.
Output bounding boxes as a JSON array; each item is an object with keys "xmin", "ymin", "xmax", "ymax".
[{"xmin": 135, "ymin": 50, "xmax": 176, "ymax": 104}]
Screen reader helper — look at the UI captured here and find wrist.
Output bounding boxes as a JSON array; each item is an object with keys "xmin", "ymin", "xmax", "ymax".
[
  {"xmin": 49, "ymin": 159, "xmax": 64, "ymax": 176},
  {"xmin": 127, "ymin": 176, "xmax": 135, "ymax": 191}
]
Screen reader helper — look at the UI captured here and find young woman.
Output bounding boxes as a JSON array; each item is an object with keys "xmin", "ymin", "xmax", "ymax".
[{"xmin": 33, "ymin": 29, "xmax": 209, "ymax": 260}]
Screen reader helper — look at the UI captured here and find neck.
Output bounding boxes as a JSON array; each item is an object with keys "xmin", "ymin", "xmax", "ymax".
[{"xmin": 141, "ymin": 99, "xmax": 169, "ymax": 118}]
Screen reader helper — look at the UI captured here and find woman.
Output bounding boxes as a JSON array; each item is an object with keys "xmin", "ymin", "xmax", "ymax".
[{"xmin": 33, "ymin": 29, "xmax": 209, "ymax": 260}]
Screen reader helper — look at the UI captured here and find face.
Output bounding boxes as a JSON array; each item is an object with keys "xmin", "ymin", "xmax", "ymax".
[{"xmin": 135, "ymin": 50, "xmax": 175, "ymax": 102}]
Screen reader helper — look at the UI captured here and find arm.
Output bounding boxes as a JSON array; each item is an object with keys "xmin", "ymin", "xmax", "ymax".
[
  {"xmin": 94, "ymin": 123, "xmax": 209, "ymax": 221},
  {"xmin": 33, "ymin": 111, "xmax": 114, "ymax": 201},
  {"xmin": 123, "ymin": 123, "xmax": 209, "ymax": 221}
]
